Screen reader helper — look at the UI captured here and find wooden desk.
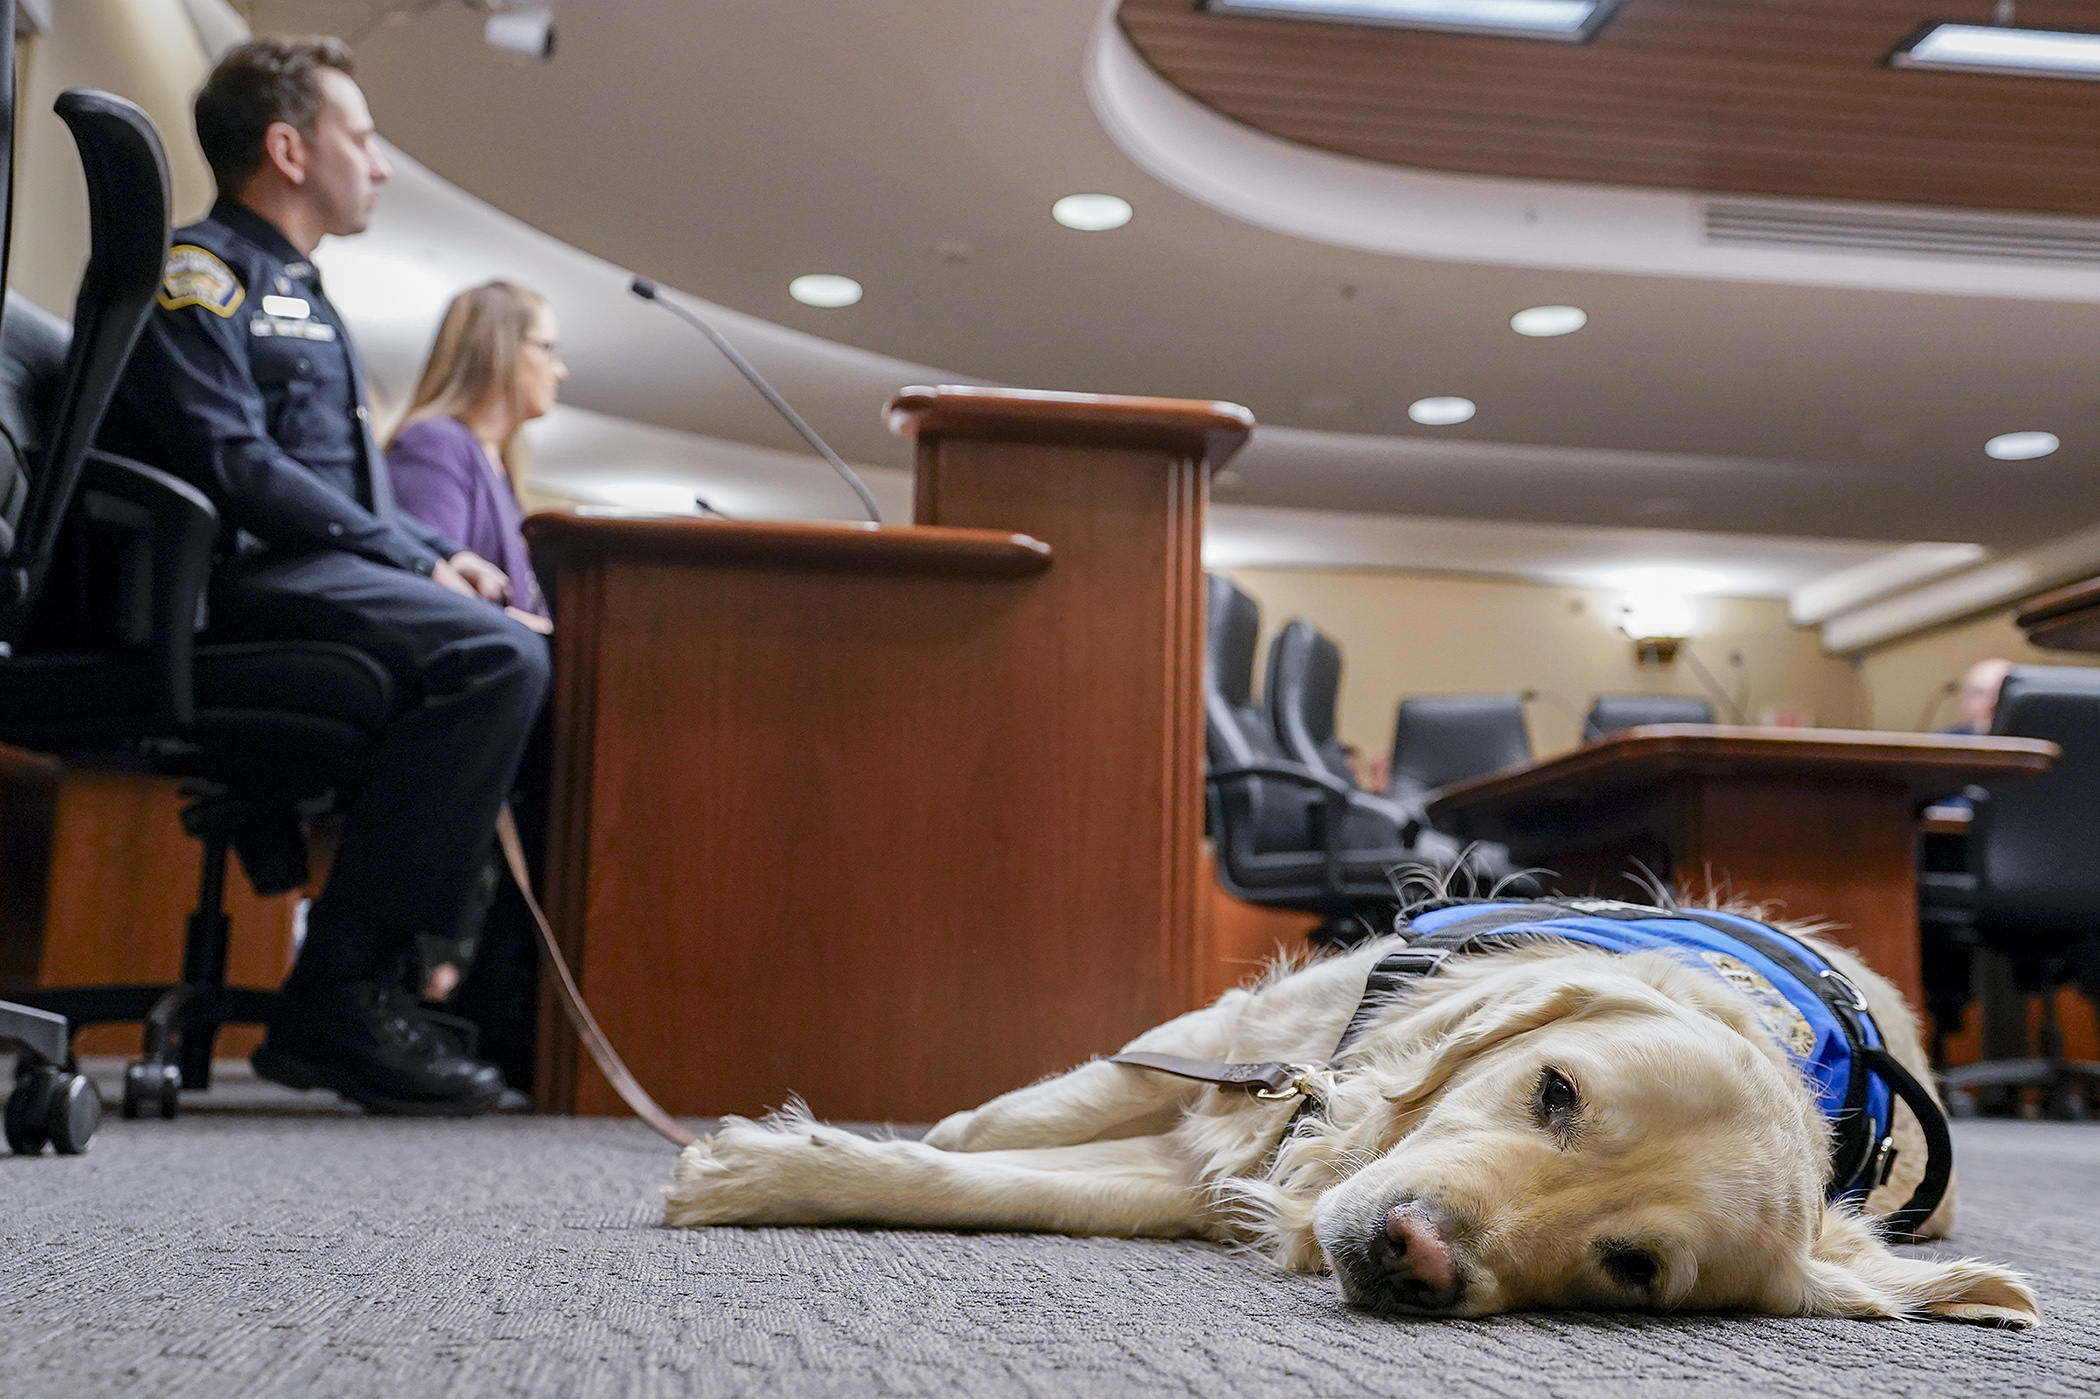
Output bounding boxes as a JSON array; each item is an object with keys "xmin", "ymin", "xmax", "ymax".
[
  {"xmin": 2017, "ymin": 577, "xmax": 2100, "ymax": 653},
  {"xmin": 1423, "ymin": 726, "xmax": 2055, "ymax": 1010},
  {"xmin": 526, "ymin": 386, "xmax": 1252, "ymax": 1121}
]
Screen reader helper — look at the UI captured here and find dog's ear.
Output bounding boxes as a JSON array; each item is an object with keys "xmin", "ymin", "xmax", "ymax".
[
  {"xmin": 1379, "ymin": 979, "xmax": 1597, "ymax": 1115},
  {"xmin": 1795, "ymin": 1207, "xmax": 2040, "ymax": 1328}
]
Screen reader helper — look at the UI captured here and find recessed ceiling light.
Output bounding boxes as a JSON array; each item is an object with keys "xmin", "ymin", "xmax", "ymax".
[
  {"xmin": 1408, "ymin": 396, "xmax": 1475, "ymax": 425},
  {"xmin": 1510, "ymin": 304, "xmax": 1587, "ymax": 337},
  {"xmin": 1203, "ymin": 0, "xmax": 1625, "ymax": 43},
  {"xmin": 1985, "ymin": 430, "xmax": 2060, "ymax": 461},
  {"xmin": 1891, "ymin": 23, "xmax": 2100, "ymax": 82},
  {"xmin": 1051, "ymin": 194, "xmax": 1133, "ymax": 231},
  {"xmin": 788, "ymin": 274, "xmax": 862, "ymax": 308}
]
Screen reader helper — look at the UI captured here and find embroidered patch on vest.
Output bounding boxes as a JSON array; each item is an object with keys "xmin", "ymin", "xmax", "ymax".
[
  {"xmin": 1701, "ymin": 950, "xmax": 1817, "ymax": 1058},
  {"xmin": 158, "ymin": 245, "xmax": 245, "ymax": 317}
]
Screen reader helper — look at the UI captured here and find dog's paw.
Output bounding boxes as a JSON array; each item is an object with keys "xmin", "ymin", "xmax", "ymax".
[{"xmin": 660, "ymin": 1116, "xmax": 873, "ymax": 1228}]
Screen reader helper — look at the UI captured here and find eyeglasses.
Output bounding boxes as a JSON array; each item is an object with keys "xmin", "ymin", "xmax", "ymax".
[{"xmin": 522, "ymin": 334, "xmax": 562, "ymax": 359}]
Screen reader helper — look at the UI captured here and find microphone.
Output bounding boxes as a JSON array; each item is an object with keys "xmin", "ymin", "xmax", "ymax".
[{"xmin": 630, "ymin": 277, "xmax": 882, "ymax": 524}]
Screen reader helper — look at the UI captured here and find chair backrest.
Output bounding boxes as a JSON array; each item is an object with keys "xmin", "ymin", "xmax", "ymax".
[
  {"xmin": 0, "ymin": 293, "xmax": 67, "ymax": 548},
  {"xmin": 1205, "ymin": 573, "xmax": 1278, "ymax": 769},
  {"xmin": 1973, "ymin": 665, "xmax": 2100, "ymax": 939},
  {"xmin": 1265, "ymin": 618, "xmax": 1354, "ymax": 785},
  {"xmin": 0, "ymin": 89, "xmax": 170, "ymax": 647},
  {"xmin": 1389, "ymin": 693, "xmax": 1533, "ymax": 797},
  {"xmin": 1204, "ymin": 573, "xmax": 1318, "ymax": 855},
  {"xmin": 1585, "ymin": 692, "xmax": 1714, "ymax": 738}
]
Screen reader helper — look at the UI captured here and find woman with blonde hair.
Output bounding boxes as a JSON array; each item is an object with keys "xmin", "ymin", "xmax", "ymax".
[{"xmin": 388, "ymin": 280, "xmax": 566, "ymax": 633}]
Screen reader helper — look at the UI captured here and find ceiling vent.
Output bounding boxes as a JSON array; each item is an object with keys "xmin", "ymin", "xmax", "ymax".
[{"xmin": 1703, "ymin": 200, "xmax": 2100, "ymax": 267}]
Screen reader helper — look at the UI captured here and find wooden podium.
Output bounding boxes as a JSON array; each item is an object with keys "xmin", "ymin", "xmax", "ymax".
[
  {"xmin": 524, "ymin": 386, "xmax": 1252, "ymax": 1121},
  {"xmin": 1424, "ymin": 726, "xmax": 2056, "ymax": 1009}
]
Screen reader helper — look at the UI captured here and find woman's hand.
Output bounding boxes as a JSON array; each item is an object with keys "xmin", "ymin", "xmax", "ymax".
[
  {"xmin": 505, "ymin": 606, "xmax": 554, "ymax": 635},
  {"xmin": 448, "ymin": 550, "xmax": 512, "ymax": 603}
]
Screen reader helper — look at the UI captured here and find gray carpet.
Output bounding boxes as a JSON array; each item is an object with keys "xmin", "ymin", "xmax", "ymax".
[{"xmin": 3, "ymin": 1061, "xmax": 2098, "ymax": 1398}]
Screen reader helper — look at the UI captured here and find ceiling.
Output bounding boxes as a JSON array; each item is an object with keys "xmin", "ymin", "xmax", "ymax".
[
  {"xmin": 228, "ymin": 0, "xmax": 2100, "ymax": 586},
  {"xmin": 1121, "ymin": 0, "xmax": 2100, "ymax": 216}
]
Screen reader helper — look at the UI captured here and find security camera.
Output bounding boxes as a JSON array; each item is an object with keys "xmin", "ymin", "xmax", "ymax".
[{"xmin": 484, "ymin": 6, "xmax": 555, "ymax": 60}]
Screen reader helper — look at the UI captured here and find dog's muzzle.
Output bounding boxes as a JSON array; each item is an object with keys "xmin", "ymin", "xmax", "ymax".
[{"xmin": 1342, "ymin": 1199, "xmax": 1468, "ymax": 1315}]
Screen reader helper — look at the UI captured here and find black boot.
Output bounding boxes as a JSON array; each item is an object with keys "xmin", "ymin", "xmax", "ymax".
[{"xmin": 253, "ymin": 978, "xmax": 506, "ymax": 1116}]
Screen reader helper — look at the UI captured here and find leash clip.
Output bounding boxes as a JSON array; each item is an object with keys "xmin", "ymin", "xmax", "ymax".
[{"xmin": 1252, "ymin": 1064, "xmax": 1324, "ymax": 1101}]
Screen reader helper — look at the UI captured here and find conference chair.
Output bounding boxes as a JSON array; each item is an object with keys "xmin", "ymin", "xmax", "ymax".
[
  {"xmin": 1584, "ymin": 692, "xmax": 1714, "ymax": 738},
  {"xmin": 1386, "ymin": 692, "xmax": 1533, "ymax": 814},
  {"xmin": 1936, "ymin": 666, "xmax": 2100, "ymax": 1119},
  {"xmin": 0, "ymin": 93, "xmax": 400, "ymax": 1129},
  {"xmin": 1261, "ymin": 615, "xmax": 1521, "ymax": 886},
  {"xmin": 1207, "ymin": 580, "xmax": 1495, "ymax": 945}
]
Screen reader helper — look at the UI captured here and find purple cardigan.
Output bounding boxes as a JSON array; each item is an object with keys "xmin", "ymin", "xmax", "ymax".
[{"xmin": 387, "ymin": 416, "xmax": 548, "ymax": 617}]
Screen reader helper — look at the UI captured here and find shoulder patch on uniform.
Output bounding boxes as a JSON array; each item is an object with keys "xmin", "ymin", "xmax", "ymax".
[{"xmin": 158, "ymin": 244, "xmax": 245, "ymax": 317}]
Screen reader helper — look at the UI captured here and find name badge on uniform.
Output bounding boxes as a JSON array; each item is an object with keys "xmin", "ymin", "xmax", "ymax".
[
  {"xmin": 250, "ymin": 308, "xmax": 337, "ymax": 342},
  {"xmin": 260, "ymin": 294, "xmax": 310, "ymax": 319}
]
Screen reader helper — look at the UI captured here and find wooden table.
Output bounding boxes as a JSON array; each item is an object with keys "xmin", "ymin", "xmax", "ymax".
[
  {"xmin": 1423, "ymin": 726, "xmax": 2056, "ymax": 1009},
  {"xmin": 2017, "ymin": 577, "xmax": 2100, "ymax": 652},
  {"xmin": 524, "ymin": 386, "xmax": 1252, "ymax": 1121}
]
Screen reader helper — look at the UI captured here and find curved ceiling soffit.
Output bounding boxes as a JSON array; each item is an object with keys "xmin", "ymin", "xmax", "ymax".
[{"xmin": 1086, "ymin": 3, "xmax": 2100, "ymax": 304}]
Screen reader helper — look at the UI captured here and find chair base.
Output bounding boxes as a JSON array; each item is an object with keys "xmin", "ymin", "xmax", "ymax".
[
  {"xmin": 1943, "ymin": 1056, "xmax": 2100, "ymax": 1121},
  {"xmin": 12, "ymin": 788, "xmax": 292, "ymax": 1119},
  {"xmin": 1, "ymin": 999, "xmax": 102, "ymax": 1154}
]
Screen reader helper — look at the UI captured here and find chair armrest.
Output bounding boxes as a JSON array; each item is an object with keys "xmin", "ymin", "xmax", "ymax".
[
  {"xmin": 1208, "ymin": 758, "xmax": 1360, "ymax": 887},
  {"xmin": 78, "ymin": 449, "xmax": 215, "ymax": 727},
  {"xmin": 1207, "ymin": 759, "xmax": 1357, "ymax": 800}
]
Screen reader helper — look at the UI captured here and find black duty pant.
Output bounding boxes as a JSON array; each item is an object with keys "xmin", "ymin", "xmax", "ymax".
[{"xmin": 206, "ymin": 549, "xmax": 552, "ymax": 992}]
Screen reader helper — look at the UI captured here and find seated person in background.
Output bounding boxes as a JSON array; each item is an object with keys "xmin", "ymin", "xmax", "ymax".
[
  {"xmin": 100, "ymin": 37, "xmax": 549, "ymax": 1115},
  {"xmin": 386, "ymin": 281, "xmax": 562, "ymax": 636},
  {"xmin": 1945, "ymin": 657, "xmax": 2015, "ymax": 735}
]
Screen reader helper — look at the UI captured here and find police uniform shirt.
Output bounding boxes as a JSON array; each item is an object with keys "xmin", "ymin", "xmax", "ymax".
[{"xmin": 105, "ymin": 199, "xmax": 457, "ymax": 574}]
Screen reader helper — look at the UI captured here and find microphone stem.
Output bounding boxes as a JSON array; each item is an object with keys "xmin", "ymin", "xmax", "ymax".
[{"xmin": 646, "ymin": 291, "xmax": 883, "ymax": 524}]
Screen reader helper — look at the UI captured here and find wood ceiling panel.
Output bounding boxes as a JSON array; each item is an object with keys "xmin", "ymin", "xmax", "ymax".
[{"xmin": 1119, "ymin": 0, "xmax": 2100, "ymax": 215}]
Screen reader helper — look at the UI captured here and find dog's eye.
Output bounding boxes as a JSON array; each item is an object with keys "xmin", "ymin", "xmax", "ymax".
[
  {"xmin": 1531, "ymin": 1067, "xmax": 1581, "ymax": 1132},
  {"xmin": 1601, "ymin": 1245, "xmax": 1660, "ymax": 1293}
]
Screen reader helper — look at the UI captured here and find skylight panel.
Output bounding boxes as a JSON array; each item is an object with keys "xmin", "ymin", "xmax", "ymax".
[
  {"xmin": 1202, "ymin": 0, "xmax": 1623, "ymax": 43},
  {"xmin": 1890, "ymin": 22, "xmax": 2100, "ymax": 81}
]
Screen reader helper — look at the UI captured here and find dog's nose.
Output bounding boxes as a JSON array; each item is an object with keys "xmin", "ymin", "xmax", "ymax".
[{"xmin": 1364, "ymin": 1202, "xmax": 1462, "ymax": 1311}]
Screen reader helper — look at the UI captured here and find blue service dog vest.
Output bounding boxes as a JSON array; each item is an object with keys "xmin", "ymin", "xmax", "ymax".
[
  {"xmin": 1402, "ymin": 901, "xmax": 1892, "ymax": 1159},
  {"xmin": 1383, "ymin": 900, "xmax": 1948, "ymax": 1233}
]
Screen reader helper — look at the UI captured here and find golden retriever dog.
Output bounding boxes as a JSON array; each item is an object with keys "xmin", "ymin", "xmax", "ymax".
[{"xmin": 662, "ymin": 912, "xmax": 2040, "ymax": 1328}]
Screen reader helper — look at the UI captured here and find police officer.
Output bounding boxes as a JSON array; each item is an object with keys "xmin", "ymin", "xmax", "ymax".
[{"xmin": 102, "ymin": 37, "xmax": 549, "ymax": 1115}]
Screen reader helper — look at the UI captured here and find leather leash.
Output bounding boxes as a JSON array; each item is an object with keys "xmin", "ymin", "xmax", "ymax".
[
  {"xmin": 495, "ymin": 806, "xmax": 697, "ymax": 1148},
  {"xmin": 1107, "ymin": 1050, "xmax": 1320, "ymax": 1100}
]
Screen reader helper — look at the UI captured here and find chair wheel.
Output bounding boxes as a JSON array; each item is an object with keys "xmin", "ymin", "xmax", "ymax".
[
  {"xmin": 6, "ymin": 1065, "xmax": 59, "ymax": 1154},
  {"xmin": 122, "ymin": 1061, "xmax": 180, "ymax": 1121},
  {"xmin": 45, "ymin": 1072, "xmax": 100, "ymax": 1154}
]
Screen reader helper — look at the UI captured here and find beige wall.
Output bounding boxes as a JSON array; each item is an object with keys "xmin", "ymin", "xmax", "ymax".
[
  {"xmin": 1855, "ymin": 606, "xmax": 2100, "ymax": 733},
  {"xmin": 1221, "ymin": 566, "xmax": 1862, "ymax": 760},
  {"xmin": 10, "ymin": 0, "xmax": 219, "ymax": 316}
]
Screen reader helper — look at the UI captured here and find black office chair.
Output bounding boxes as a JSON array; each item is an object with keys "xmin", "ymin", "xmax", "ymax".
[
  {"xmin": 1936, "ymin": 666, "xmax": 2100, "ymax": 1118},
  {"xmin": 1204, "ymin": 580, "xmax": 1417, "ymax": 945},
  {"xmin": 1386, "ymin": 692, "xmax": 1532, "ymax": 811},
  {"xmin": 1584, "ymin": 692, "xmax": 1714, "ymax": 738},
  {"xmin": 1263, "ymin": 617, "xmax": 1516, "ymax": 885},
  {"xmin": 0, "ymin": 93, "xmax": 400, "ymax": 1137}
]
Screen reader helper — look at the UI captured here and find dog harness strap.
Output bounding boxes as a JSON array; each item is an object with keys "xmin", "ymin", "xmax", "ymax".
[
  {"xmin": 1107, "ymin": 1051, "xmax": 1314, "ymax": 1099},
  {"xmin": 1864, "ymin": 1045, "xmax": 1954, "ymax": 1241}
]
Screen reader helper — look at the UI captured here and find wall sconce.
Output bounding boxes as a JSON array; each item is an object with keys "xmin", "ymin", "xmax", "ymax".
[{"xmin": 1609, "ymin": 569, "xmax": 1710, "ymax": 665}]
